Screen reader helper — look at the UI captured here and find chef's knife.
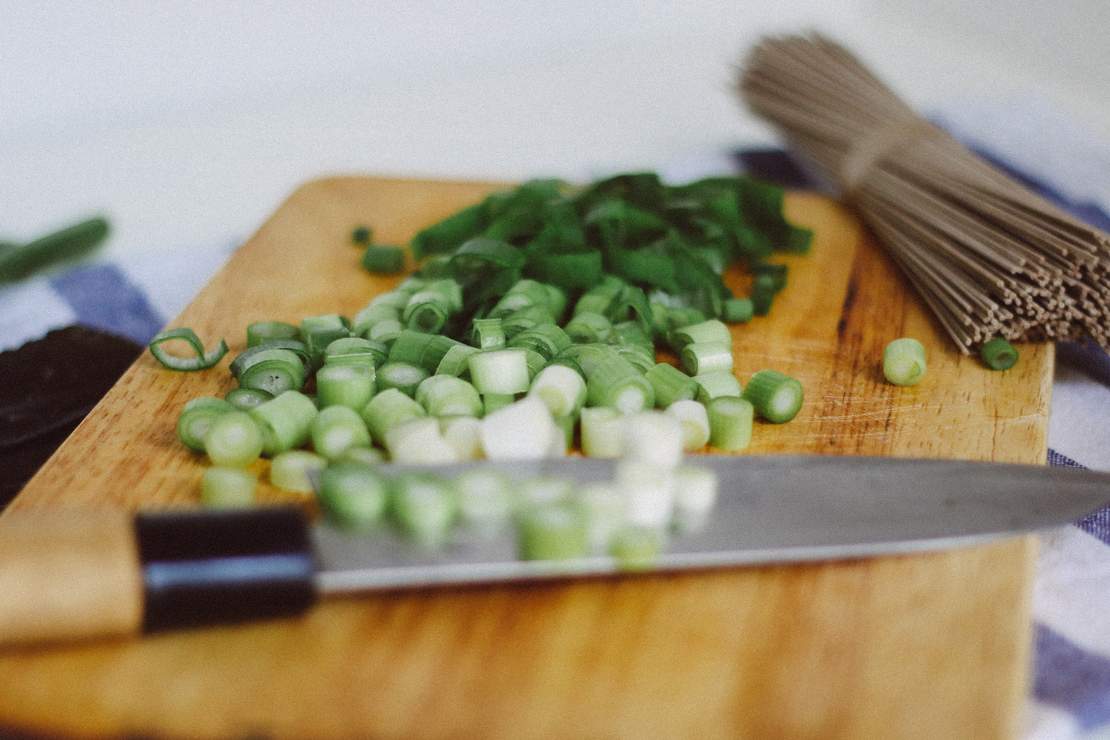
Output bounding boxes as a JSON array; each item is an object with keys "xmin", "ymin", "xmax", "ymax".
[{"xmin": 2, "ymin": 455, "xmax": 1107, "ymax": 647}]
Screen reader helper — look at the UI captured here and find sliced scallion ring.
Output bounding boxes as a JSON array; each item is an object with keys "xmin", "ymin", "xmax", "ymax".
[{"xmin": 148, "ymin": 327, "xmax": 229, "ymax": 371}]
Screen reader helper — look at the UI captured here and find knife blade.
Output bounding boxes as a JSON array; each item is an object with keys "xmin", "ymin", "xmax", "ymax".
[
  {"xmin": 313, "ymin": 455, "xmax": 1110, "ymax": 592},
  {"xmin": 1, "ymin": 455, "xmax": 1106, "ymax": 647}
]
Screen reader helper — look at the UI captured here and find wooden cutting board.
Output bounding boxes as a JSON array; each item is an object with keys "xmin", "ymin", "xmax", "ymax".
[{"xmin": 1, "ymin": 177, "xmax": 1051, "ymax": 739}]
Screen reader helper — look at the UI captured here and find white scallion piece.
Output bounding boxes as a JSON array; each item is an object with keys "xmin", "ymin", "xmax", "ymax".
[
  {"xmin": 576, "ymin": 482, "xmax": 626, "ymax": 552},
  {"xmin": 664, "ymin": 400, "xmax": 711, "ymax": 452},
  {"xmin": 479, "ymin": 396, "xmax": 558, "ymax": 461},
  {"xmin": 391, "ymin": 474, "xmax": 457, "ymax": 544},
  {"xmin": 615, "ymin": 459, "xmax": 675, "ymax": 529},
  {"xmin": 269, "ymin": 450, "xmax": 327, "ymax": 494},
  {"xmin": 673, "ymin": 465, "xmax": 719, "ymax": 532},
  {"xmin": 456, "ymin": 469, "xmax": 515, "ymax": 527},
  {"xmin": 439, "ymin": 415, "xmax": 483, "ymax": 460},
  {"xmin": 415, "ymin": 375, "xmax": 482, "ymax": 417},
  {"xmin": 579, "ymin": 406, "xmax": 625, "ymax": 458},
  {"xmin": 385, "ymin": 417, "xmax": 460, "ymax": 465},
  {"xmin": 621, "ymin": 411, "xmax": 683, "ymax": 469},
  {"xmin": 468, "ymin": 348, "xmax": 530, "ymax": 395},
  {"xmin": 528, "ymin": 365, "xmax": 587, "ymax": 417},
  {"xmin": 519, "ymin": 477, "xmax": 574, "ymax": 509}
]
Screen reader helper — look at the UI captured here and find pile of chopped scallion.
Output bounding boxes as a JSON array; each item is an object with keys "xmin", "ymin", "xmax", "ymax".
[{"xmin": 152, "ymin": 172, "xmax": 811, "ymax": 560}]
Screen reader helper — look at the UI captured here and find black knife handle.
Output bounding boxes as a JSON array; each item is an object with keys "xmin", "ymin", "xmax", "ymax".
[{"xmin": 136, "ymin": 506, "xmax": 318, "ymax": 633}]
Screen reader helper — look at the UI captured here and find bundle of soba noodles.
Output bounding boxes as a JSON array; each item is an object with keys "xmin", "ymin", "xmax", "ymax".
[{"xmin": 739, "ymin": 33, "xmax": 1109, "ymax": 353}]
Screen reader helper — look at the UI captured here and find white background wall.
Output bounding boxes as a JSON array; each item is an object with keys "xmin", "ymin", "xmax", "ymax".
[{"xmin": 1, "ymin": 1, "xmax": 1107, "ymax": 259}]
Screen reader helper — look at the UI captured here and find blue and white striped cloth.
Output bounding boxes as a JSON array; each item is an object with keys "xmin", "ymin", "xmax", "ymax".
[{"xmin": 1, "ymin": 106, "xmax": 1107, "ymax": 739}]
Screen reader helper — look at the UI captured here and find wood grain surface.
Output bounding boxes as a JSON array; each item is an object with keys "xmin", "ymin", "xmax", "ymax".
[{"xmin": 1, "ymin": 177, "xmax": 1051, "ymax": 739}]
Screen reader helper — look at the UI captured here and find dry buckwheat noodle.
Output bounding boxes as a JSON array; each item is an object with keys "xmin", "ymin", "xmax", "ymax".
[{"xmin": 739, "ymin": 33, "xmax": 1109, "ymax": 353}]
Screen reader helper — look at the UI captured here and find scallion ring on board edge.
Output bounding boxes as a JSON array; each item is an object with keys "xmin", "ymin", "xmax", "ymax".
[{"xmin": 148, "ymin": 327, "xmax": 229, "ymax": 371}]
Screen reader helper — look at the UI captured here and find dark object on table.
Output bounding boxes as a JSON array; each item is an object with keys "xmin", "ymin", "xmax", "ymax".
[{"xmin": 0, "ymin": 325, "xmax": 141, "ymax": 509}]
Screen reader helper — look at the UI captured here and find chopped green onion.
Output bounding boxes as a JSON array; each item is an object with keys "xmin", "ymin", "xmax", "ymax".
[
  {"xmin": 673, "ymin": 466, "xmax": 718, "ymax": 531},
  {"xmin": 751, "ymin": 274, "xmax": 777, "ymax": 316},
  {"xmin": 412, "ymin": 203, "xmax": 486, "ymax": 260},
  {"xmin": 519, "ymin": 477, "xmax": 575, "ymax": 509},
  {"xmin": 316, "ymin": 362, "xmax": 376, "ymax": 409},
  {"xmin": 377, "ymin": 361, "xmax": 429, "ymax": 397},
  {"xmin": 509, "ymin": 323, "xmax": 572, "ymax": 360},
  {"xmin": 176, "ymin": 397, "xmax": 234, "ymax": 452},
  {"xmin": 270, "ymin": 450, "xmax": 327, "ymax": 494},
  {"xmin": 385, "ymin": 417, "xmax": 460, "ymax": 464},
  {"xmin": 352, "ymin": 304, "xmax": 401, "ymax": 337},
  {"xmin": 435, "ymin": 343, "xmax": 479, "ymax": 377},
  {"xmin": 402, "ymin": 280, "xmax": 460, "ymax": 333},
  {"xmin": 204, "ymin": 411, "xmax": 264, "ymax": 467},
  {"xmin": 579, "ymin": 406, "xmax": 625, "ymax": 458},
  {"xmin": 645, "ymin": 363, "xmax": 698, "ymax": 408},
  {"xmin": 613, "ymin": 345, "xmax": 655, "ymax": 375},
  {"xmin": 622, "ymin": 411, "xmax": 683, "ymax": 469},
  {"xmin": 480, "ymin": 396, "xmax": 559, "ymax": 460},
  {"xmin": 609, "ymin": 526, "xmax": 662, "ymax": 571},
  {"xmin": 318, "ymin": 463, "xmax": 388, "ymax": 530},
  {"xmin": 246, "ymin": 321, "xmax": 299, "ymax": 347},
  {"xmin": 707, "ymin": 396, "xmax": 754, "ymax": 450},
  {"xmin": 529, "ymin": 365, "xmax": 587, "ymax": 417},
  {"xmin": 722, "ymin": 298, "xmax": 754, "ymax": 324},
  {"xmin": 248, "ymin": 390, "xmax": 319, "ymax": 456},
  {"xmin": 580, "ymin": 348, "xmax": 654, "ymax": 412},
  {"xmin": 517, "ymin": 505, "xmax": 588, "ymax": 560},
  {"xmin": 521, "ymin": 348, "xmax": 548, "ymax": 380},
  {"xmin": 311, "ymin": 405, "xmax": 372, "ymax": 460},
  {"xmin": 447, "ymin": 236, "xmax": 525, "ymax": 279},
  {"xmin": 672, "ymin": 319, "xmax": 731, "ymax": 349},
  {"xmin": 456, "ymin": 469, "xmax": 514, "ymax": 527},
  {"xmin": 980, "ymin": 338, "xmax": 1018, "ymax": 371},
  {"xmin": 361, "ymin": 388, "xmax": 426, "ymax": 444},
  {"xmin": 201, "ymin": 467, "xmax": 257, "ymax": 509},
  {"xmin": 468, "ymin": 348, "xmax": 530, "ymax": 395},
  {"xmin": 753, "ymin": 263, "xmax": 788, "ymax": 291},
  {"xmin": 338, "ymin": 446, "xmax": 385, "ymax": 466},
  {"xmin": 883, "ymin": 338, "xmax": 927, "ymax": 386},
  {"xmin": 234, "ymin": 347, "xmax": 307, "ymax": 396},
  {"xmin": 388, "ymin": 330, "xmax": 460, "ymax": 373},
  {"xmin": 693, "ymin": 371, "xmax": 742, "ymax": 403},
  {"xmin": 439, "ymin": 415, "xmax": 483, "ymax": 460},
  {"xmin": 665, "ymin": 400, "xmax": 711, "ymax": 451},
  {"xmin": 361, "ymin": 245, "xmax": 405, "ymax": 274},
  {"xmin": 482, "ymin": 393, "xmax": 515, "ymax": 415},
  {"xmin": 500, "ymin": 305, "xmax": 556, "ymax": 338},
  {"xmin": 300, "ymin": 314, "xmax": 350, "ymax": 365},
  {"xmin": 576, "ymin": 482, "xmax": 625, "ymax": 551},
  {"xmin": 390, "ymin": 474, "xmax": 457, "ymax": 544},
  {"xmin": 366, "ymin": 318, "xmax": 403, "ymax": 344},
  {"xmin": 680, "ymin": 341, "xmax": 733, "ymax": 375},
  {"xmin": 148, "ymin": 327, "xmax": 229, "ymax": 371},
  {"xmin": 225, "ymin": 387, "xmax": 273, "ymax": 410},
  {"xmin": 489, "ymin": 279, "xmax": 552, "ymax": 318},
  {"xmin": 553, "ymin": 413, "xmax": 577, "ymax": 450},
  {"xmin": 471, "ymin": 317, "xmax": 506, "ymax": 350},
  {"xmin": 0, "ymin": 217, "xmax": 109, "ymax": 282},
  {"xmin": 351, "ymin": 225, "xmax": 373, "ymax": 245},
  {"xmin": 415, "ymin": 375, "xmax": 482, "ymax": 417},
  {"xmin": 564, "ymin": 311, "xmax": 611, "ymax": 343},
  {"xmin": 325, "ymin": 337, "xmax": 385, "ymax": 368},
  {"xmin": 742, "ymin": 370, "xmax": 803, "ymax": 423},
  {"xmin": 615, "ymin": 459, "xmax": 674, "ymax": 529},
  {"xmin": 367, "ymin": 290, "xmax": 411, "ymax": 310},
  {"xmin": 574, "ymin": 275, "xmax": 624, "ymax": 316}
]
